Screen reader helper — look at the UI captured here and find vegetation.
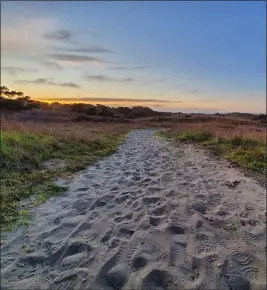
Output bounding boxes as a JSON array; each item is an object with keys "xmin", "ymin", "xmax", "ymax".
[
  {"xmin": 157, "ymin": 120, "xmax": 266, "ymax": 174},
  {"xmin": 1, "ymin": 86, "xmax": 39, "ymax": 110},
  {"xmin": 1, "ymin": 118, "xmax": 130, "ymax": 230},
  {"xmin": 1, "ymin": 84, "xmax": 266, "ymax": 229},
  {"xmin": 1, "ymin": 85, "xmax": 168, "ymax": 119},
  {"xmin": 64, "ymin": 103, "xmax": 169, "ymax": 119},
  {"xmin": 21, "ymin": 243, "xmax": 35, "ymax": 253}
]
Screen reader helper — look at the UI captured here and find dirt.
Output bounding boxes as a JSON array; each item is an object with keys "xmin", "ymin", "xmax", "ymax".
[{"xmin": 1, "ymin": 129, "xmax": 266, "ymax": 290}]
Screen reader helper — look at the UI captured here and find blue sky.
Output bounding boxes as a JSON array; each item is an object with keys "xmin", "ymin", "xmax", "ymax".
[{"xmin": 1, "ymin": 1, "xmax": 266, "ymax": 113}]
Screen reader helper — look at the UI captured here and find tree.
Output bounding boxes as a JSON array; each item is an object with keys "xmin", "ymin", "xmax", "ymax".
[{"xmin": 0, "ymin": 85, "xmax": 39, "ymax": 111}]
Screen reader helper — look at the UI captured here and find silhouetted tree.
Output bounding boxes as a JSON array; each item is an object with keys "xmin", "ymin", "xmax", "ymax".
[{"xmin": 0, "ymin": 86, "xmax": 39, "ymax": 111}]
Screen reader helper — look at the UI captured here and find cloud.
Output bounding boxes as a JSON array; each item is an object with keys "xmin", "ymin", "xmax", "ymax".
[
  {"xmin": 108, "ymin": 65, "xmax": 148, "ymax": 70},
  {"xmin": 60, "ymin": 82, "xmax": 80, "ymax": 88},
  {"xmin": 41, "ymin": 61, "xmax": 62, "ymax": 70},
  {"xmin": 85, "ymin": 75, "xmax": 134, "ymax": 82},
  {"xmin": 1, "ymin": 66, "xmax": 39, "ymax": 75},
  {"xmin": 15, "ymin": 78, "xmax": 49, "ymax": 84},
  {"xmin": 42, "ymin": 97, "xmax": 169, "ymax": 103},
  {"xmin": 34, "ymin": 96, "xmax": 215, "ymax": 112},
  {"xmin": 46, "ymin": 53, "xmax": 110, "ymax": 64},
  {"xmin": 36, "ymin": 97, "xmax": 211, "ymax": 106},
  {"xmin": 14, "ymin": 78, "xmax": 80, "ymax": 88},
  {"xmin": 138, "ymin": 78, "xmax": 168, "ymax": 86},
  {"xmin": 154, "ymin": 78, "xmax": 168, "ymax": 83},
  {"xmin": 43, "ymin": 29, "xmax": 72, "ymax": 41},
  {"xmin": 185, "ymin": 89, "xmax": 199, "ymax": 94},
  {"xmin": 61, "ymin": 46, "xmax": 113, "ymax": 53},
  {"xmin": 1, "ymin": 15, "xmax": 56, "ymax": 54}
]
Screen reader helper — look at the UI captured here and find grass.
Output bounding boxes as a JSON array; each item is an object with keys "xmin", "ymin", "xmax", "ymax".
[
  {"xmin": 154, "ymin": 130, "xmax": 174, "ymax": 139},
  {"xmin": 156, "ymin": 121, "xmax": 266, "ymax": 174},
  {"xmin": 21, "ymin": 243, "xmax": 35, "ymax": 253},
  {"xmin": 1, "ymin": 119, "xmax": 129, "ymax": 230},
  {"xmin": 176, "ymin": 131, "xmax": 212, "ymax": 142},
  {"xmin": 1, "ymin": 111, "xmax": 266, "ymax": 229}
]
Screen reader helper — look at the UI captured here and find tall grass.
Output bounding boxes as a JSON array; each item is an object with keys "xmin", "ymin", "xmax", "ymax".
[
  {"xmin": 2, "ymin": 118, "xmax": 131, "ymax": 142},
  {"xmin": 1, "ymin": 118, "xmax": 132, "ymax": 229},
  {"xmin": 169, "ymin": 122, "xmax": 266, "ymax": 144},
  {"xmin": 161, "ymin": 120, "xmax": 266, "ymax": 174},
  {"xmin": 1, "ymin": 112, "xmax": 266, "ymax": 229}
]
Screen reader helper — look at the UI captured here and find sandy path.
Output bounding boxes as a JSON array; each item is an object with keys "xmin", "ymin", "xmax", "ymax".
[{"xmin": 1, "ymin": 129, "xmax": 266, "ymax": 290}]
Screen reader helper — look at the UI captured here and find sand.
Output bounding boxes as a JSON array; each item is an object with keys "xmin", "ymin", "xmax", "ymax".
[{"xmin": 1, "ymin": 129, "xmax": 266, "ymax": 289}]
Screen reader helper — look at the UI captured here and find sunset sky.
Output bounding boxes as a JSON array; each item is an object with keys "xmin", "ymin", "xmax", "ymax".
[{"xmin": 1, "ymin": 1, "xmax": 266, "ymax": 113}]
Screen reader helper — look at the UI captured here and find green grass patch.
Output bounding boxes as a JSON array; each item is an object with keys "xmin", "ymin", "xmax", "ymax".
[
  {"xmin": 21, "ymin": 243, "xmax": 35, "ymax": 253},
  {"xmin": 32, "ymin": 183, "xmax": 68, "ymax": 206},
  {"xmin": 1, "ymin": 130, "xmax": 127, "ymax": 230},
  {"xmin": 157, "ymin": 129, "xmax": 266, "ymax": 174},
  {"xmin": 176, "ymin": 131, "xmax": 212, "ymax": 142},
  {"xmin": 154, "ymin": 130, "xmax": 174, "ymax": 139}
]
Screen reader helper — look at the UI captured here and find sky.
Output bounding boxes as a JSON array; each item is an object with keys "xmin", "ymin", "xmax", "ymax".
[{"xmin": 1, "ymin": 1, "xmax": 266, "ymax": 113}]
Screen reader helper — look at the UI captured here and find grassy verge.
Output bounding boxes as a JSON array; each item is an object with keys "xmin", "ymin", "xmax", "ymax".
[
  {"xmin": 156, "ymin": 129, "xmax": 266, "ymax": 174},
  {"xmin": 1, "ymin": 128, "xmax": 127, "ymax": 230}
]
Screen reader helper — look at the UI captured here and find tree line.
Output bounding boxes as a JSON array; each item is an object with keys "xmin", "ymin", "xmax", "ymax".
[{"xmin": 0, "ymin": 85, "xmax": 168, "ymax": 118}]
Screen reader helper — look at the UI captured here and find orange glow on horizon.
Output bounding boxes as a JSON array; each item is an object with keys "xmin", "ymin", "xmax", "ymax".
[
  {"xmin": 33, "ymin": 98, "xmax": 261, "ymax": 113},
  {"xmin": 36, "ymin": 99, "xmax": 170, "ymax": 110},
  {"xmin": 35, "ymin": 98, "xmax": 209, "ymax": 109},
  {"xmin": 32, "ymin": 96, "xmax": 264, "ymax": 114}
]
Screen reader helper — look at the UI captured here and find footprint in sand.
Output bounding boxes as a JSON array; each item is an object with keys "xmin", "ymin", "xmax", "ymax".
[{"xmin": 1, "ymin": 129, "xmax": 266, "ymax": 290}]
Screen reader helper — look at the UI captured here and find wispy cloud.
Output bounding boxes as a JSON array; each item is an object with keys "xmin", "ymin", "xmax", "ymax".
[
  {"xmin": 41, "ymin": 61, "xmax": 63, "ymax": 70},
  {"xmin": 138, "ymin": 78, "xmax": 168, "ymax": 86},
  {"xmin": 37, "ymin": 97, "xmax": 210, "ymax": 105},
  {"xmin": 1, "ymin": 15, "xmax": 56, "ymax": 54},
  {"xmin": 46, "ymin": 53, "xmax": 110, "ymax": 64},
  {"xmin": 14, "ymin": 78, "xmax": 80, "ymax": 88},
  {"xmin": 184, "ymin": 89, "xmax": 199, "ymax": 94},
  {"xmin": 154, "ymin": 78, "xmax": 168, "ymax": 83},
  {"xmin": 60, "ymin": 46, "xmax": 113, "ymax": 53},
  {"xmin": 1, "ymin": 66, "xmax": 39, "ymax": 75},
  {"xmin": 59, "ymin": 82, "xmax": 80, "ymax": 88},
  {"xmin": 108, "ymin": 65, "xmax": 148, "ymax": 70},
  {"xmin": 43, "ymin": 29, "xmax": 72, "ymax": 41},
  {"xmin": 85, "ymin": 75, "xmax": 134, "ymax": 82},
  {"xmin": 42, "ymin": 97, "xmax": 168, "ymax": 103}
]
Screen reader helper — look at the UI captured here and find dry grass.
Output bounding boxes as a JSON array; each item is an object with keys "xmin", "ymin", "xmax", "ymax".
[
  {"xmin": 169, "ymin": 121, "xmax": 266, "ymax": 144},
  {"xmin": 1, "ymin": 111, "xmax": 265, "ymax": 229},
  {"xmin": 2, "ymin": 118, "xmax": 131, "ymax": 143},
  {"xmin": 1, "ymin": 116, "xmax": 141, "ymax": 229},
  {"xmin": 157, "ymin": 116, "xmax": 266, "ymax": 174},
  {"xmin": 1, "ymin": 110, "xmax": 162, "ymax": 143}
]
